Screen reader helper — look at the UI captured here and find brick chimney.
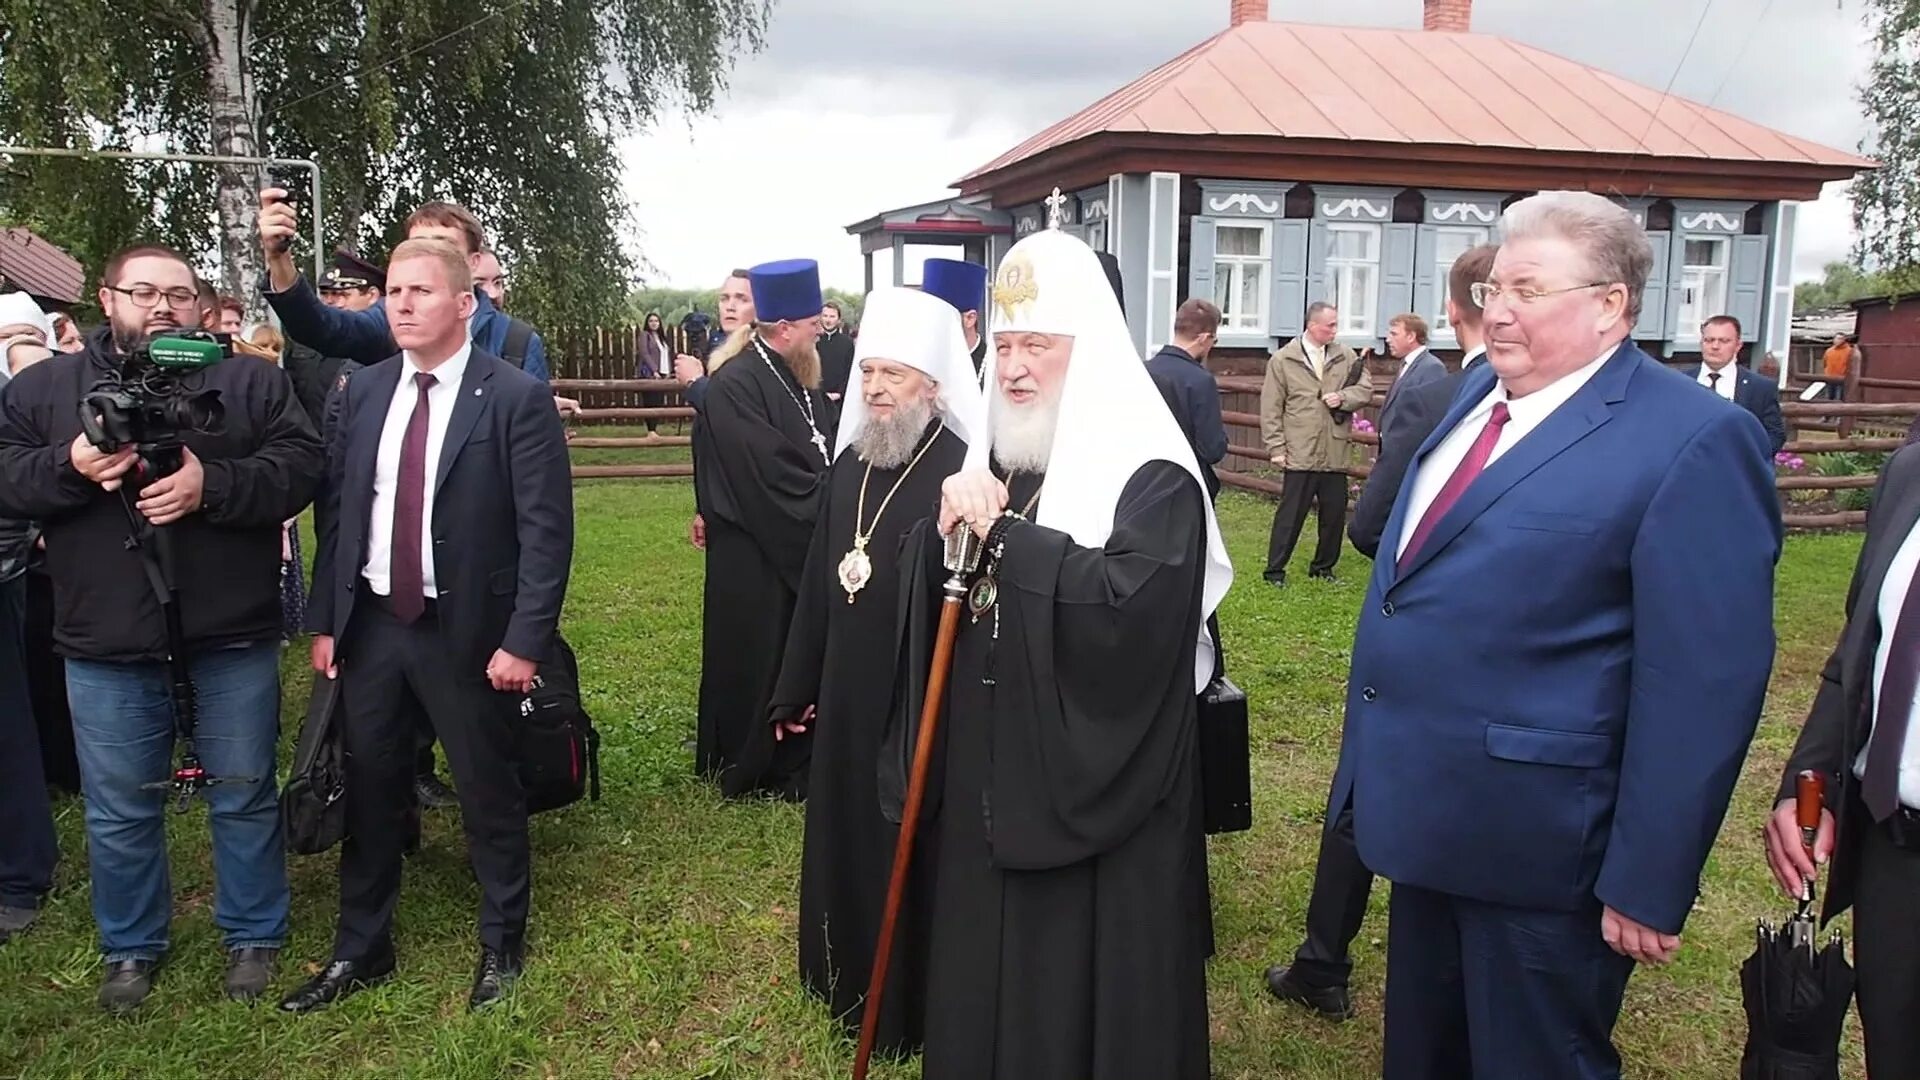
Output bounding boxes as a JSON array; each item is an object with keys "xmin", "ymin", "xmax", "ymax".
[
  {"xmin": 1423, "ymin": 0, "xmax": 1472, "ymax": 31},
  {"xmin": 1230, "ymin": 0, "xmax": 1268, "ymax": 27}
]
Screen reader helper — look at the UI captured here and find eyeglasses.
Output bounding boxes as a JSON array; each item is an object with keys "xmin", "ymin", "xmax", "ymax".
[
  {"xmin": 1469, "ymin": 281, "xmax": 1613, "ymax": 307},
  {"xmin": 107, "ymin": 284, "xmax": 200, "ymax": 310}
]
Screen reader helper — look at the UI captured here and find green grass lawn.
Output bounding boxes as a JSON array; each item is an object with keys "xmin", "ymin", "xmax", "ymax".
[{"xmin": 0, "ymin": 481, "xmax": 1867, "ymax": 1078}]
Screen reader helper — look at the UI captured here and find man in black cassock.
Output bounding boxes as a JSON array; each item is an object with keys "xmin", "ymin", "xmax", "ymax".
[
  {"xmin": 886, "ymin": 227, "xmax": 1233, "ymax": 1079},
  {"xmin": 921, "ymin": 258, "xmax": 990, "ymax": 378},
  {"xmin": 764, "ymin": 286, "xmax": 984, "ymax": 1054},
  {"xmin": 691, "ymin": 259, "xmax": 835, "ymax": 799}
]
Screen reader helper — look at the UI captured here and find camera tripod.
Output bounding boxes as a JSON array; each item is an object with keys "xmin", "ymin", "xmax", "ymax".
[{"xmin": 114, "ymin": 439, "xmax": 261, "ymax": 812}]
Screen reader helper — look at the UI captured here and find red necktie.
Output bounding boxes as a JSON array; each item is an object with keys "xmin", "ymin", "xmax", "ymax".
[
  {"xmin": 390, "ymin": 371, "xmax": 436, "ymax": 623},
  {"xmin": 1397, "ymin": 401, "xmax": 1510, "ymax": 572}
]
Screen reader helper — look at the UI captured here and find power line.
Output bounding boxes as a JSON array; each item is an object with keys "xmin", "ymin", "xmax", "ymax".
[
  {"xmin": 1670, "ymin": 0, "xmax": 1777, "ymax": 149},
  {"xmin": 1608, "ymin": 0, "xmax": 1717, "ymax": 190},
  {"xmin": 261, "ymin": 0, "xmax": 528, "ymax": 120}
]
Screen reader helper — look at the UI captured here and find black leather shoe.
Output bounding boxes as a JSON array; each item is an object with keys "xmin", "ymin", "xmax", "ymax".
[
  {"xmin": 414, "ymin": 773, "xmax": 458, "ymax": 810},
  {"xmin": 279, "ymin": 953, "xmax": 395, "ymax": 1014},
  {"xmin": 1265, "ymin": 964, "xmax": 1354, "ymax": 1021},
  {"xmin": 98, "ymin": 958, "xmax": 160, "ymax": 1014},
  {"xmin": 467, "ymin": 947, "xmax": 523, "ymax": 1011}
]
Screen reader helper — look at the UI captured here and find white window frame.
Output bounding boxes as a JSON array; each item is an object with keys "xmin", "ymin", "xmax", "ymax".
[
  {"xmin": 1431, "ymin": 225, "xmax": 1489, "ymax": 338},
  {"xmin": 1086, "ymin": 220, "xmax": 1108, "ymax": 253},
  {"xmin": 1326, "ymin": 222, "xmax": 1381, "ymax": 338},
  {"xmin": 1213, "ymin": 221, "xmax": 1272, "ymax": 336},
  {"xmin": 1678, "ymin": 236, "xmax": 1730, "ymax": 341}
]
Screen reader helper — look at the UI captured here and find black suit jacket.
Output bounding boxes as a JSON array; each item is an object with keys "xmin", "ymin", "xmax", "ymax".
[
  {"xmin": 1700, "ymin": 364, "xmax": 1787, "ymax": 455},
  {"xmin": 308, "ymin": 348, "xmax": 574, "ymax": 672},
  {"xmin": 1144, "ymin": 345, "xmax": 1226, "ymax": 500},
  {"xmin": 1782, "ymin": 446, "xmax": 1920, "ymax": 924},
  {"xmin": 1349, "ymin": 362, "xmax": 1475, "ymax": 559}
]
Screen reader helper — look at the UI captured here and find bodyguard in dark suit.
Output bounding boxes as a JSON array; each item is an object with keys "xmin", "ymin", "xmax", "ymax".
[
  {"xmin": 1338, "ymin": 194, "xmax": 1778, "ymax": 1078},
  {"xmin": 1268, "ymin": 245, "xmax": 1500, "ymax": 1023},
  {"xmin": 1146, "ymin": 298, "xmax": 1227, "ymax": 501},
  {"xmin": 1696, "ymin": 314, "xmax": 1786, "ymax": 454},
  {"xmin": 281, "ymin": 239, "xmax": 573, "ymax": 1014},
  {"xmin": 1765, "ymin": 445, "xmax": 1920, "ymax": 1078}
]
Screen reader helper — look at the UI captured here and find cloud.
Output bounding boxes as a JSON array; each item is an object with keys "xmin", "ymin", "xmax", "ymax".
[{"xmin": 622, "ymin": 0, "xmax": 1871, "ymax": 291}]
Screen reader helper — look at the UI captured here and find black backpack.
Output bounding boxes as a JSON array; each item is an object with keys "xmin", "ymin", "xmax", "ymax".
[
  {"xmin": 498, "ymin": 317, "xmax": 536, "ymax": 371},
  {"xmin": 517, "ymin": 634, "xmax": 601, "ymax": 813}
]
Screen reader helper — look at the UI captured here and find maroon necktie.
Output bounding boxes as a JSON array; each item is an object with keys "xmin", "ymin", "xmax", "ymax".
[
  {"xmin": 390, "ymin": 371, "xmax": 436, "ymax": 624},
  {"xmin": 1397, "ymin": 401, "xmax": 1511, "ymax": 572},
  {"xmin": 1863, "ymin": 563, "xmax": 1920, "ymax": 821}
]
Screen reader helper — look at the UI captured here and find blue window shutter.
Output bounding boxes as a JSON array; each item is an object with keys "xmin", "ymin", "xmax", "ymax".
[
  {"xmin": 1187, "ymin": 217, "xmax": 1216, "ymax": 309},
  {"xmin": 1379, "ymin": 223, "xmax": 1417, "ymax": 346},
  {"xmin": 1272, "ymin": 219, "xmax": 1310, "ymax": 340},
  {"xmin": 1730, "ymin": 234, "xmax": 1768, "ymax": 342},
  {"xmin": 1634, "ymin": 231, "xmax": 1670, "ymax": 342},
  {"xmin": 1413, "ymin": 225, "xmax": 1438, "ymax": 339},
  {"xmin": 1663, "ymin": 231, "xmax": 1688, "ymax": 341}
]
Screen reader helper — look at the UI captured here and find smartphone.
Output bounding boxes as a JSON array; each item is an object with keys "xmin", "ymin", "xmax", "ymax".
[{"xmin": 265, "ymin": 164, "xmax": 305, "ymax": 255}]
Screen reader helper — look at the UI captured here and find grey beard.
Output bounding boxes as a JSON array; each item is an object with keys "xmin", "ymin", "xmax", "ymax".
[
  {"xmin": 854, "ymin": 397, "xmax": 936, "ymax": 470},
  {"xmin": 992, "ymin": 396, "xmax": 1060, "ymax": 474}
]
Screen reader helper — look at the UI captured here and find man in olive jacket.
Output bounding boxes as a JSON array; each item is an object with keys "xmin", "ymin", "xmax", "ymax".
[{"xmin": 1260, "ymin": 302, "xmax": 1372, "ymax": 583}]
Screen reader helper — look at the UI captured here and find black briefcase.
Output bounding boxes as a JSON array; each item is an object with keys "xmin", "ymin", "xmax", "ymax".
[
  {"xmin": 517, "ymin": 635, "xmax": 602, "ymax": 814},
  {"xmin": 282, "ymin": 673, "xmax": 347, "ymax": 855},
  {"xmin": 1198, "ymin": 674, "xmax": 1252, "ymax": 835}
]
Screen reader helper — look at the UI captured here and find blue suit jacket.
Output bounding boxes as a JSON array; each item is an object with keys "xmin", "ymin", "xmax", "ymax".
[
  {"xmin": 1731, "ymin": 364, "xmax": 1787, "ymax": 455},
  {"xmin": 265, "ymin": 274, "xmax": 549, "ymax": 382},
  {"xmin": 1335, "ymin": 343, "xmax": 1781, "ymax": 934}
]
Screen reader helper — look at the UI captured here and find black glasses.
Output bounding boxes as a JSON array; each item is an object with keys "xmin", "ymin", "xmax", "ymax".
[{"xmin": 107, "ymin": 284, "xmax": 200, "ymax": 310}]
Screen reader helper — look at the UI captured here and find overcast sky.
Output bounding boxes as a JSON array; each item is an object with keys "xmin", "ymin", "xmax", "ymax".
[{"xmin": 617, "ymin": 0, "xmax": 1870, "ymax": 292}]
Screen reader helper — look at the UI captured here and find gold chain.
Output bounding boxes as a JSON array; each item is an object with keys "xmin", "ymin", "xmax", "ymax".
[{"xmin": 853, "ymin": 420, "xmax": 947, "ymax": 547}]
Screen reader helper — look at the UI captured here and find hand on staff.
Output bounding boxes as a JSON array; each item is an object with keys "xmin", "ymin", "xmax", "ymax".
[
  {"xmin": 1600, "ymin": 905, "xmax": 1680, "ymax": 966},
  {"xmin": 939, "ymin": 469, "xmax": 1009, "ymax": 542},
  {"xmin": 554, "ymin": 395, "xmax": 582, "ymax": 418},
  {"xmin": 1763, "ymin": 798, "xmax": 1835, "ymax": 899},
  {"xmin": 674, "ymin": 355, "xmax": 704, "ymax": 384},
  {"xmin": 689, "ymin": 513, "xmax": 707, "ymax": 550},
  {"xmin": 772, "ymin": 704, "xmax": 815, "ymax": 742},
  {"xmin": 486, "ymin": 649, "xmax": 538, "ymax": 695}
]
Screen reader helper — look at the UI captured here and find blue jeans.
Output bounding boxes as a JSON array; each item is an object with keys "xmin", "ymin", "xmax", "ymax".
[{"xmin": 66, "ymin": 642, "xmax": 288, "ymax": 962}]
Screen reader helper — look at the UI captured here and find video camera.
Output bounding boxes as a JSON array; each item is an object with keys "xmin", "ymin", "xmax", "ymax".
[{"xmin": 79, "ymin": 331, "xmax": 231, "ymax": 481}]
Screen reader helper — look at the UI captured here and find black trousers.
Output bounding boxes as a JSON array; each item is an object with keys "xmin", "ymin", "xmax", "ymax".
[
  {"xmin": 1290, "ymin": 794, "xmax": 1372, "ymax": 988},
  {"xmin": 0, "ymin": 575, "xmax": 56, "ymax": 909},
  {"xmin": 1855, "ymin": 818, "xmax": 1920, "ymax": 1079},
  {"xmin": 333, "ymin": 594, "xmax": 529, "ymax": 960},
  {"xmin": 1266, "ymin": 470, "xmax": 1347, "ymax": 579},
  {"xmin": 23, "ymin": 570, "xmax": 77, "ymax": 793}
]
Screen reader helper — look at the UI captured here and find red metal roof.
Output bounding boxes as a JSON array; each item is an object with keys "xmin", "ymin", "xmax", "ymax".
[
  {"xmin": 958, "ymin": 20, "xmax": 1872, "ymax": 186},
  {"xmin": 0, "ymin": 227, "xmax": 85, "ymax": 305}
]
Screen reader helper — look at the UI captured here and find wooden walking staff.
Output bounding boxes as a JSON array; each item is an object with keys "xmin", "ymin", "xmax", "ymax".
[{"xmin": 851, "ymin": 526, "xmax": 984, "ymax": 1080}]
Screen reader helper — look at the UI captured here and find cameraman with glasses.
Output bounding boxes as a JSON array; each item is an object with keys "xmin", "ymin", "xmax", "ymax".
[{"xmin": 0, "ymin": 245, "xmax": 322, "ymax": 1013}]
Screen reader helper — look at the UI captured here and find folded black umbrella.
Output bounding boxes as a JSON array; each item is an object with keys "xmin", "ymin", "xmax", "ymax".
[{"xmin": 1739, "ymin": 912, "xmax": 1854, "ymax": 1080}]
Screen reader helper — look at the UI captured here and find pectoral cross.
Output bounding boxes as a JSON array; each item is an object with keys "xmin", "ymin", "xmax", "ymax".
[
  {"xmin": 1044, "ymin": 187, "xmax": 1068, "ymax": 230},
  {"xmin": 811, "ymin": 429, "xmax": 831, "ymax": 464}
]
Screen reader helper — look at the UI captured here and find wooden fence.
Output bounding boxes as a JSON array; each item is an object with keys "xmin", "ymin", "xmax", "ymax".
[{"xmin": 556, "ymin": 375, "xmax": 1919, "ymax": 530}]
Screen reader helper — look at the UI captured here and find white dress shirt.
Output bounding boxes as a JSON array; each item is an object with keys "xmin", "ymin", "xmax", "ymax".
[
  {"xmin": 1861, "ymin": 515, "xmax": 1920, "ymax": 809},
  {"xmin": 363, "ymin": 344, "xmax": 472, "ymax": 597},
  {"xmin": 1697, "ymin": 361, "xmax": 1738, "ymax": 401},
  {"xmin": 1461, "ymin": 344, "xmax": 1487, "ymax": 370},
  {"xmin": 1396, "ymin": 345, "xmax": 1618, "ymax": 562},
  {"xmin": 1302, "ymin": 338, "xmax": 1328, "ymax": 377}
]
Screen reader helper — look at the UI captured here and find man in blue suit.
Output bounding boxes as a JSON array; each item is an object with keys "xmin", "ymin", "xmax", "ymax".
[
  {"xmin": 1695, "ymin": 314, "xmax": 1787, "ymax": 454},
  {"xmin": 1335, "ymin": 191, "xmax": 1780, "ymax": 1078}
]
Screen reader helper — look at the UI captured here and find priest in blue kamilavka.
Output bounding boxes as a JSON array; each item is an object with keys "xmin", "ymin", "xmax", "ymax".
[
  {"xmin": 692, "ymin": 259, "xmax": 835, "ymax": 799},
  {"xmin": 763, "ymin": 286, "xmax": 983, "ymax": 1054},
  {"xmin": 886, "ymin": 224, "xmax": 1232, "ymax": 1078},
  {"xmin": 920, "ymin": 258, "xmax": 991, "ymax": 377}
]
